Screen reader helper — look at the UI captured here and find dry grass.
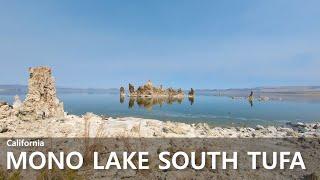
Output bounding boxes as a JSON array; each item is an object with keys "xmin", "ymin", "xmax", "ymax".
[
  {"xmin": 36, "ymin": 168, "xmax": 82, "ymax": 180},
  {"xmin": 0, "ymin": 167, "xmax": 20, "ymax": 180}
]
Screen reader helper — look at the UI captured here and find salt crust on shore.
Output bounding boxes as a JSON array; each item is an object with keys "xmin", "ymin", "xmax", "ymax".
[{"xmin": 0, "ymin": 112, "xmax": 319, "ymax": 138}]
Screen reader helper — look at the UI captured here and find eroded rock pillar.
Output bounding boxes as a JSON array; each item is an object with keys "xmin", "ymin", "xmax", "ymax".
[{"xmin": 18, "ymin": 67, "xmax": 64, "ymax": 120}]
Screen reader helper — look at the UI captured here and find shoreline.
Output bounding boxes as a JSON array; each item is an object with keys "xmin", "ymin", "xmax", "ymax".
[{"xmin": 0, "ymin": 112, "xmax": 319, "ymax": 138}]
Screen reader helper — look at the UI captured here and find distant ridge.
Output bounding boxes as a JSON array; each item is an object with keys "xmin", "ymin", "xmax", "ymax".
[
  {"xmin": 1, "ymin": 84, "xmax": 320, "ymax": 96},
  {"xmin": 196, "ymin": 86, "xmax": 320, "ymax": 101},
  {"xmin": 196, "ymin": 86, "xmax": 320, "ymax": 93},
  {"xmin": 0, "ymin": 84, "xmax": 118, "ymax": 95}
]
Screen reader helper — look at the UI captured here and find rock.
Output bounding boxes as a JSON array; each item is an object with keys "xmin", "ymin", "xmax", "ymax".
[
  {"xmin": 129, "ymin": 83, "xmax": 135, "ymax": 93},
  {"xmin": 0, "ymin": 110, "xmax": 319, "ymax": 138},
  {"xmin": 296, "ymin": 122, "xmax": 307, "ymax": 127},
  {"xmin": 195, "ymin": 123, "xmax": 210, "ymax": 135},
  {"xmin": 313, "ymin": 123, "xmax": 320, "ymax": 129},
  {"xmin": 120, "ymin": 87, "xmax": 125, "ymax": 96},
  {"xmin": 162, "ymin": 122, "xmax": 191, "ymax": 135},
  {"xmin": 247, "ymin": 127, "xmax": 255, "ymax": 132},
  {"xmin": 83, "ymin": 112, "xmax": 100, "ymax": 120},
  {"xmin": 12, "ymin": 95, "xmax": 22, "ymax": 112},
  {"xmin": 145, "ymin": 80, "xmax": 153, "ymax": 89},
  {"xmin": 188, "ymin": 88, "xmax": 195, "ymax": 97},
  {"xmin": 127, "ymin": 81, "xmax": 184, "ymax": 98},
  {"xmin": 267, "ymin": 126, "xmax": 277, "ymax": 133},
  {"xmin": 162, "ymin": 127, "xmax": 169, "ymax": 133},
  {"xmin": 0, "ymin": 124, "xmax": 8, "ymax": 133},
  {"xmin": 0, "ymin": 102, "xmax": 13, "ymax": 119},
  {"xmin": 287, "ymin": 122, "xmax": 306, "ymax": 128},
  {"xmin": 17, "ymin": 67, "xmax": 64, "ymax": 120},
  {"xmin": 255, "ymin": 125, "xmax": 264, "ymax": 130},
  {"xmin": 283, "ymin": 129, "xmax": 299, "ymax": 137},
  {"xmin": 298, "ymin": 127, "xmax": 308, "ymax": 133},
  {"xmin": 195, "ymin": 123, "xmax": 210, "ymax": 130}
]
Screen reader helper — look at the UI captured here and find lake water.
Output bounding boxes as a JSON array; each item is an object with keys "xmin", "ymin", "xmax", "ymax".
[{"xmin": 1, "ymin": 93, "xmax": 320, "ymax": 127}]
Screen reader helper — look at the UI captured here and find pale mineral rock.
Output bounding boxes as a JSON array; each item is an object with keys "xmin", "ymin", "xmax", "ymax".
[
  {"xmin": 0, "ymin": 112, "xmax": 319, "ymax": 138},
  {"xmin": 0, "ymin": 123, "xmax": 8, "ymax": 133},
  {"xmin": 255, "ymin": 125, "xmax": 264, "ymax": 130},
  {"xmin": 128, "ymin": 83, "xmax": 136, "ymax": 96},
  {"xmin": 12, "ymin": 95, "xmax": 22, "ymax": 111},
  {"xmin": 0, "ymin": 102, "xmax": 13, "ymax": 119},
  {"xmin": 17, "ymin": 67, "xmax": 64, "ymax": 120},
  {"xmin": 120, "ymin": 86, "xmax": 125, "ymax": 96},
  {"xmin": 188, "ymin": 88, "xmax": 195, "ymax": 97},
  {"xmin": 127, "ymin": 80, "xmax": 184, "ymax": 98}
]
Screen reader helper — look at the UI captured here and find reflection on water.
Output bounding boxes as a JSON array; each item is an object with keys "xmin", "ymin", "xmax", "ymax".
[
  {"xmin": 124, "ymin": 96, "xmax": 194, "ymax": 110},
  {"xmin": 1, "ymin": 93, "xmax": 320, "ymax": 126},
  {"xmin": 188, "ymin": 97, "xmax": 194, "ymax": 105},
  {"xmin": 248, "ymin": 99, "xmax": 253, "ymax": 107},
  {"xmin": 120, "ymin": 95, "xmax": 125, "ymax": 104},
  {"xmin": 129, "ymin": 97, "xmax": 135, "ymax": 108},
  {"xmin": 123, "ymin": 96, "xmax": 253, "ymax": 109}
]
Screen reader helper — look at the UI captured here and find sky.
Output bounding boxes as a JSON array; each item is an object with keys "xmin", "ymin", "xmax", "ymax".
[{"xmin": 0, "ymin": 0, "xmax": 319, "ymax": 89}]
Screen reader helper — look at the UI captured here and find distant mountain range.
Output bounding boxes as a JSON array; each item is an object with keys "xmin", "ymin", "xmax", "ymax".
[
  {"xmin": 196, "ymin": 86, "xmax": 320, "ymax": 95},
  {"xmin": 196, "ymin": 86, "xmax": 320, "ymax": 102},
  {"xmin": 0, "ymin": 85, "xmax": 118, "ymax": 95},
  {"xmin": 1, "ymin": 84, "xmax": 320, "ymax": 97}
]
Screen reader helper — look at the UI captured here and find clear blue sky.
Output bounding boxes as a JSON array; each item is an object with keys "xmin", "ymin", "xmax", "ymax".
[{"xmin": 0, "ymin": 0, "xmax": 319, "ymax": 89}]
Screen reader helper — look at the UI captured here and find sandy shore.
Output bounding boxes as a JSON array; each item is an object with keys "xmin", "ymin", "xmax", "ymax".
[{"xmin": 0, "ymin": 112, "xmax": 319, "ymax": 138}]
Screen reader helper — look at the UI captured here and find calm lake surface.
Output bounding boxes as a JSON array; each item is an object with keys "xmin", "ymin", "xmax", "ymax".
[{"xmin": 1, "ymin": 93, "xmax": 320, "ymax": 127}]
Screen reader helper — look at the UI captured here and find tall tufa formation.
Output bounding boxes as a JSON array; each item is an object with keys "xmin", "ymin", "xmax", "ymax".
[
  {"xmin": 120, "ymin": 87, "xmax": 125, "ymax": 96},
  {"xmin": 188, "ymin": 88, "xmax": 195, "ymax": 97},
  {"xmin": 128, "ymin": 83, "xmax": 137, "ymax": 96},
  {"xmin": 18, "ymin": 67, "xmax": 64, "ymax": 120},
  {"xmin": 248, "ymin": 91, "xmax": 254, "ymax": 101}
]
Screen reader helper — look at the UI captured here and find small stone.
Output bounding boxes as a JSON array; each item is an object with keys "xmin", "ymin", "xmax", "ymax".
[
  {"xmin": 255, "ymin": 125, "xmax": 264, "ymax": 130},
  {"xmin": 0, "ymin": 103, "xmax": 13, "ymax": 119},
  {"xmin": 162, "ymin": 127, "xmax": 169, "ymax": 133},
  {"xmin": 287, "ymin": 122, "xmax": 306, "ymax": 128},
  {"xmin": 296, "ymin": 122, "xmax": 307, "ymax": 127},
  {"xmin": 298, "ymin": 127, "xmax": 308, "ymax": 133},
  {"xmin": 313, "ymin": 124, "xmax": 320, "ymax": 129},
  {"xmin": 286, "ymin": 130, "xmax": 298, "ymax": 137},
  {"xmin": 267, "ymin": 126, "xmax": 277, "ymax": 133},
  {"xmin": 0, "ymin": 124, "xmax": 8, "ymax": 133}
]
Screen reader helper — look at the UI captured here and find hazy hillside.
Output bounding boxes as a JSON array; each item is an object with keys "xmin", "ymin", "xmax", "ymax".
[
  {"xmin": 196, "ymin": 86, "xmax": 320, "ymax": 101},
  {"xmin": 1, "ymin": 84, "xmax": 320, "ymax": 100},
  {"xmin": 0, "ymin": 85, "xmax": 118, "ymax": 95}
]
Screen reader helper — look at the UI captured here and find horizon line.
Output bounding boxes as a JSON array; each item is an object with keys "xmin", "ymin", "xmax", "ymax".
[{"xmin": 1, "ymin": 84, "xmax": 320, "ymax": 91}]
